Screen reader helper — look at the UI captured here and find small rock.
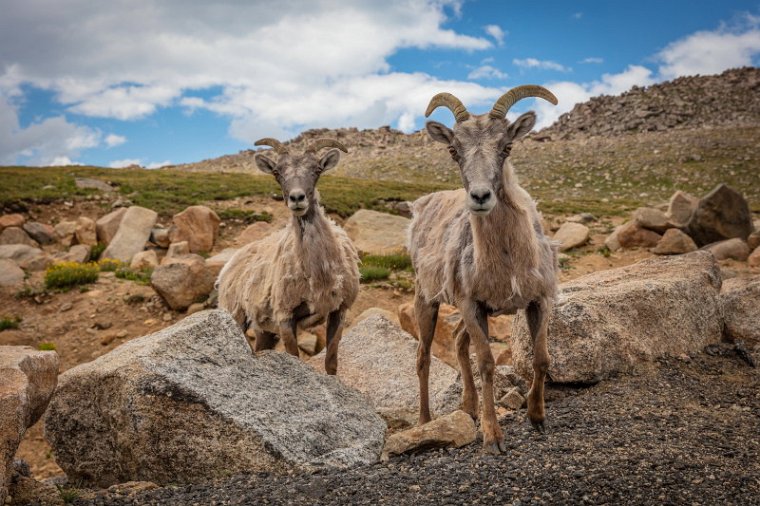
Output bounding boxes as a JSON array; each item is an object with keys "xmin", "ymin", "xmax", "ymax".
[
  {"xmin": 381, "ymin": 410, "xmax": 476, "ymax": 461},
  {"xmin": 705, "ymin": 238, "xmax": 750, "ymax": 261},
  {"xmin": 22, "ymin": 222, "xmax": 56, "ymax": 245},
  {"xmin": 566, "ymin": 213, "xmax": 596, "ymax": 224},
  {"xmin": 0, "ymin": 245, "xmax": 50, "ymax": 271},
  {"xmin": 186, "ymin": 302, "xmax": 205, "ymax": 316},
  {"xmin": 749, "ymin": 246, "xmax": 760, "ymax": 267},
  {"xmin": 633, "ymin": 207, "xmax": 671, "ymax": 233},
  {"xmin": 553, "ymin": 222, "xmax": 590, "ymax": 251},
  {"xmin": 686, "ymin": 184, "xmax": 753, "ymax": 246},
  {"xmin": 164, "ymin": 241, "xmax": 190, "ymax": 263},
  {"xmin": 497, "ymin": 387, "xmax": 526, "ymax": 410},
  {"xmin": 351, "ymin": 307, "xmax": 399, "ymax": 327},
  {"xmin": 297, "ymin": 332, "xmax": 319, "ymax": 356},
  {"xmin": 720, "ymin": 277, "xmax": 760, "ymax": 345},
  {"xmin": 168, "ymin": 206, "xmax": 220, "ymax": 254},
  {"xmin": 0, "ymin": 227, "xmax": 38, "ymax": 247},
  {"xmin": 0, "ymin": 214, "xmax": 25, "ymax": 231},
  {"xmin": 0, "ymin": 259, "xmax": 24, "ymax": 288},
  {"xmin": 151, "ymin": 227, "xmax": 171, "ymax": 248},
  {"xmin": 59, "ymin": 303, "xmax": 73, "ymax": 312},
  {"xmin": 651, "ymin": 229, "xmax": 698, "ymax": 255},
  {"xmin": 667, "ymin": 190, "xmax": 698, "ymax": 226},
  {"xmin": 75, "ymin": 177, "xmax": 113, "ymax": 192},
  {"xmin": 747, "ymin": 231, "xmax": 760, "ymax": 251},
  {"xmin": 60, "ymin": 244, "xmax": 92, "ymax": 263},
  {"xmin": 54, "ymin": 221, "xmax": 78, "ymax": 247},
  {"xmin": 344, "ymin": 210, "xmax": 410, "ymax": 255},
  {"xmin": 130, "ymin": 250, "xmax": 159, "ymax": 270},
  {"xmin": 151, "ymin": 254, "xmax": 215, "ymax": 310},
  {"xmin": 96, "ymin": 208, "xmax": 127, "ymax": 245},
  {"xmin": 616, "ymin": 221, "xmax": 662, "ymax": 249}
]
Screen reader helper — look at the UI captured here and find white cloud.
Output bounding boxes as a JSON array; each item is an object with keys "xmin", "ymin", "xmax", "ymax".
[
  {"xmin": 656, "ymin": 16, "xmax": 760, "ymax": 79},
  {"xmin": 146, "ymin": 160, "xmax": 171, "ymax": 169},
  {"xmin": 513, "ymin": 58, "xmax": 571, "ymax": 72},
  {"xmin": 109, "ymin": 158, "xmax": 141, "ymax": 168},
  {"xmin": 0, "ymin": 95, "xmax": 101, "ymax": 165},
  {"xmin": 572, "ymin": 12, "xmax": 583, "ymax": 20},
  {"xmin": 580, "ymin": 57, "xmax": 604, "ymax": 64},
  {"xmin": 105, "ymin": 133, "xmax": 126, "ymax": 147},
  {"xmin": 467, "ymin": 65, "xmax": 508, "ymax": 80},
  {"xmin": 50, "ymin": 156, "xmax": 82, "ymax": 166},
  {"xmin": 484, "ymin": 25, "xmax": 505, "ymax": 45}
]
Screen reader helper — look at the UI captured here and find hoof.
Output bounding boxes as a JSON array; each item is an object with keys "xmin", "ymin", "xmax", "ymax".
[
  {"xmin": 530, "ymin": 419, "xmax": 547, "ymax": 434},
  {"xmin": 482, "ymin": 438, "xmax": 506, "ymax": 455}
]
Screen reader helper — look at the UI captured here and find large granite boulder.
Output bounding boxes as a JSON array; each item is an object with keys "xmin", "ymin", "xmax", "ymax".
[
  {"xmin": 0, "ymin": 227, "xmax": 38, "ymax": 247},
  {"xmin": 44, "ymin": 310, "xmax": 385, "ymax": 488},
  {"xmin": 511, "ymin": 252, "xmax": 723, "ymax": 384},
  {"xmin": 0, "ymin": 245, "xmax": 51, "ymax": 271},
  {"xmin": 686, "ymin": 184, "xmax": 753, "ymax": 246},
  {"xmin": 343, "ymin": 210, "xmax": 410, "ymax": 255},
  {"xmin": 101, "ymin": 207, "xmax": 157, "ymax": 263},
  {"xmin": 1, "ymin": 346, "xmax": 59, "ymax": 505},
  {"xmin": 96, "ymin": 208, "xmax": 127, "ymax": 245},
  {"xmin": 310, "ymin": 315, "xmax": 460, "ymax": 427}
]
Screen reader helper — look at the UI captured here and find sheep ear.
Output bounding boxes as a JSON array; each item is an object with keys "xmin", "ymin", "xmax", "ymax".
[
  {"xmin": 426, "ymin": 121, "xmax": 454, "ymax": 144},
  {"xmin": 255, "ymin": 154, "xmax": 277, "ymax": 175},
  {"xmin": 317, "ymin": 149, "xmax": 341, "ymax": 174},
  {"xmin": 507, "ymin": 112, "xmax": 536, "ymax": 141}
]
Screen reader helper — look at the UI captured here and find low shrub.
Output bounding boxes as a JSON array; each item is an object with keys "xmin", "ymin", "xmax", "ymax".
[
  {"xmin": 359, "ymin": 265, "xmax": 391, "ymax": 283},
  {"xmin": 38, "ymin": 342, "xmax": 56, "ymax": 351},
  {"xmin": 361, "ymin": 253, "xmax": 413, "ymax": 271},
  {"xmin": 45, "ymin": 262, "xmax": 99, "ymax": 289},
  {"xmin": 115, "ymin": 265, "xmax": 153, "ymax": 285},
  {"xmin": 0, "ymin": 316, "xmax": 21, "ymax": 331}
]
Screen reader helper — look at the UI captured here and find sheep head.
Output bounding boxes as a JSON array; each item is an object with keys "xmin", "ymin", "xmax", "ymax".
[
  {"xmin": 254, "ymin": 138, "xmax": 348, "ymax": 217},
  {"xmin": 424, "ymin": 85, "xmax": 557, "ymax": 216}
]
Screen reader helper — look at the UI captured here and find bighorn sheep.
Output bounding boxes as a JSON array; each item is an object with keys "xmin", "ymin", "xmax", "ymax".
[
  {"xmin": 409, "ymin": 86, "xmax": 559, "ymax": 453},
  {"xmin": 217, "ymin": 137, "xmax": 360, "ymax": 375}
]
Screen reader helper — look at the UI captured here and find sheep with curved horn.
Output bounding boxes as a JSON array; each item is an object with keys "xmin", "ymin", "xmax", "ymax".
[
  {"xmin": 217, "ymin": 137, "xmax": 359, "ymax": 375},
  {"xmin": 409, "ymin": 85, "xmax": 559, "ymax": 453}
]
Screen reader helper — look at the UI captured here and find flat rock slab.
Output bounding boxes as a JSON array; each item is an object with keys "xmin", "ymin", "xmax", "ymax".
[
  {"xmin": 343, "ymin": 209, "xmax": 410, "ymax": 255},
  {"xmin": 310, "ymin": 315, "xmax": 461, "ymax": 427},
  {"xmin": 0, "ymin": 346, "xmax": 59, "ymax": 505},
  {"xmin": 102, "ymin": 206, "xmax": 157, "ymax": 263},
  {"xmin": 381, "ymin": 410, "xmax": 476, "ymax": 460},
  {"xmin": 44, "ymin": 310, "xmax": 385, "ymax": 488},
  {"xmin": 511, "ymin": 251, "xmax": 723, "ymax": 384}
]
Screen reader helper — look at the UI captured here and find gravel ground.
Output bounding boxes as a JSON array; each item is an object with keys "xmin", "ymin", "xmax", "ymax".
[{"xmin": 77, "ymin": 345, "xmax": 759, "ymax": 506}]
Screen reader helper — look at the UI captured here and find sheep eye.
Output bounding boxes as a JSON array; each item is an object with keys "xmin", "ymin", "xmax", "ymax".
[
  {"xmin": 503, "ymin": 144, "xmax": 512, "ymax": 156},
  {"xmin": 448, "ymin": 146, "xmax": 458, "ymax": 157}
]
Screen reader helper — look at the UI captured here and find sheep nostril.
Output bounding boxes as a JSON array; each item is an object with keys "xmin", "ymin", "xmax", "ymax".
[{"xmin": 470, "ymin": 189, "xmax": 491, "ymax": 204}]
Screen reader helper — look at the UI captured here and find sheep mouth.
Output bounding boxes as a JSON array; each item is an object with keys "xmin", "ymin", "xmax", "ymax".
[
  {"xmin": 468, "ymin": 204, "xmax": 495, "ymax": 216},
  {"xmin": 289, "ymin": 206, "xmax": 308, "ymax": 216}
]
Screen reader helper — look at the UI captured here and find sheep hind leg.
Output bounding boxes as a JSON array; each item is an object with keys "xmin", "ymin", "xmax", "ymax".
[
  {"xmin": 454, "ymin": 320, "xmax": 478, "ymax": 420},
  {"xmin": 415, "ymin": 291, "xmax": 439, "ymax": 425},
  {"xmin": 461, "ymin": 299, "xmax": 504, "ymax": 454},
  {"xmin": 324, "ymin": 308, "xmax": 346, "ymax": 375},
  {"xmin": 278, "ymin": 318, "xmax": 300, "ymax": 358},
  {"xmin": 253, "ymin": 330, "xmax": 278, "ymax": 352},
  {"xmin": 525, "ymin": 299, "xmax": 551, "ymax": 433}
]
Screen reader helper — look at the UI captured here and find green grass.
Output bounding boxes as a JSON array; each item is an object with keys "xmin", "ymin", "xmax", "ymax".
[
  {"xmin": 359, "ymin": 265, "xmax": 391, "ymax": 283},
  {"xmin": 115, "ymin": 265, "xmax": 153, "ymax": 285},
  {"xmin": 361, "ymin": 253, "xmax": 413, "ymax": 271},
  {"xmin": 0, "ymin": 316, "xmax": 21, "ymax": 331},
  {"xmin": 97, "ymin": 258, "xmax": 122, "ymax": 272},
  {"xmin": 0, "ymin": 166, "xmax": 454, "ymax": 218},
  {"xmin": 216, "ymin": 208, "xmax": 273, "ymax": 223},
  {"xmin": 56, "ymin": 485, "xmax": 79, "ymax": 504},
  {"xmin": 44, "ymin": 262, "xmax": 100, "ymax": 289},
  {"xmin": 38, "ymin": 342, "xmax": 57, "ymax": 351},
  {"xmin": 89, "ymin": 242, "xmax": 106, "ymax": 260}
]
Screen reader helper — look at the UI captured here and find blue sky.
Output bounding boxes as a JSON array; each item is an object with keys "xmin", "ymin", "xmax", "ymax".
[{"xmin": 1, "ymin": 0, "xmax": 759, "ymax": 168}]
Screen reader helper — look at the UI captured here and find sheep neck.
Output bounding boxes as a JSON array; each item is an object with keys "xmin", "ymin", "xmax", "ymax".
[
  {"xmin": 290, "ymin": 203, "xmax": 340, "ymax": 287},
  {"xmin": 468, "ymin": 178, "xmax": 540, "ymax": 290}
]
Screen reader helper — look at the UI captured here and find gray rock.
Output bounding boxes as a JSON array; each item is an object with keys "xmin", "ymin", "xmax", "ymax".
[
  {"xmin": 651, "ymin": 228, "xmax": 698, "ymax": 255},
  {"xmin": 1, "ymin": 346, "xmax": 59, "ymax": 505},
  {"xmin": 54, "ymin": 220, "xmax": 78, "ymax": 247},
  {"xmin": 0, "ymin": 245, "xmax": 50, "ymax": 271},
  {"xmin": 0, "ymin": 214, "xmax": 25, "ymax": 231},
  {"xmin": 553, "ymin": 222, "xmax": 590, "ymax": 251},
  {"xmin": 720, "ymin": 277, "xmax": 760, "ymax": 345},
  {"xmin": 616, "ymin": 221, "xmax": 662, "ymax": 249},
  {"xmin": 44, "ymin": 310, "xmax": 384, "ymax": 487},
  {"xmin": 511, "ymin": 252, "xmax": 723, "ymax": 384},
  {"xmin": 168, "ymin": 206, "xmax": 220, "ymax": 254},
  {"xmin": 102, "ymin": 206, "xmax": 158, "ymax": 263},
  {"xmin": 633, "ymin": 207, "xmax": 672, "ymax": 234},
  {"xmin": 748, "ymin": 231, "xmax": 760, "ymax": 251},
  {"xmin": 130, "ymin": 250, "xmax": 158, "ymax": 270},
  {"xmin": 497, "ymin": 387, "xmax": 525, "ymax": 410},
  {"xmin": 163, "ymin": 241, "xmax": 190, "ymax": 263},
  {"xmin": 749, "ymin": 246, "xmax": 760, "ymax": 267},
  {"xmin": 151, "ymin": 254, "xmax": 215, "ymax": 310},
  {"xmin": 705, "ymin": 238, "xmax": 750, "ymax": 261},
  {"xmin": 22, "ymin": 222, "xmax": 56, "ymax": 245},
  {"xmin": 58, "ymin": 244, "xmax": 91, "ymax": 264},
  {"xmin": 0, "ymin": 227, "xmax": 38, "ymax": 247},
  {"xmin": 686, "ymin": 184, "xmax": 753, "ymax": 246},
  {"xmin": 309, "ymin": 315, "xmax": 461, "ymax": 427},
  {"xmin": 151, "ymin": 227, "xmax": 171, "ymax": 248},
  {"xmin": 96, "ymin": 208, "xmax": 127, "ymax": 245},
  {"xmin": 0, "ymin": 259, "xmax": 24, "ymax": 287},
  {"xmin": 667, "ymin": 190, "xmax": 698, "ymax": 226},
  {"xmin": 75, "ymin": 217, "xmax": 97, "ymax": 246}
]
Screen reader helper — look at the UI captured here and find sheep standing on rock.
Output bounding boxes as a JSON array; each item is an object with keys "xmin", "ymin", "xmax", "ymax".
[
  {"xmin": 409, "ymin": 86, "xmax": 559, "ymax": 453},
  {"xmin": 217, "ymin": 138, "xmax": 360, "ymax": 375}
]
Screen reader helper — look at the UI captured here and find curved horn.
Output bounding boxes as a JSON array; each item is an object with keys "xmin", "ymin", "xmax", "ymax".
[
  {"xmin": 489, "ymin": 85, "xmax": 558, "ymax": 119},
  {"xmin": 306, "ymin": 139, "xmax": 349, "ymax": 154},
  {"xmin": 424, "ymin": 92, "xmax": 470, "ymax": 122},
  {"xmin": 254, "ymin": 137, "xmax": 289, "ymax": 154}
]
